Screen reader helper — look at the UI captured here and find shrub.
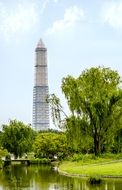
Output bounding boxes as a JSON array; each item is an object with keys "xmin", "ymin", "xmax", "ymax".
[
  {"xmin": 71, "ymin": 154, "xmax": 84, "ymax": 161},
  {"xmin": 89, "ymin": 176, "xmax": 102, "ymax": 184},
  {"xmin": 30, "ymin": 158, "xmax": 51, "ymax": 164},
  {"xmin": 71, "ymin": 154, "xmax": 97, "ymax": 162}
]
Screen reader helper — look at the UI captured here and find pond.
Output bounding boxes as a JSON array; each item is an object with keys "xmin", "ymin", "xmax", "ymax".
[{"xmin": 0, "ymin": 164, "xmax": 122, "ymax": 190}]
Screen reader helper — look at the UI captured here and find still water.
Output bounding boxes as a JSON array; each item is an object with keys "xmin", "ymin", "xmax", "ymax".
[{"xmin": 0, "ymin": 165, "xmax": 122, "ymax": 190}]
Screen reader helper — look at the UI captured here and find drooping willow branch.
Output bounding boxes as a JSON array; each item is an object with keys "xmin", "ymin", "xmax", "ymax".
[{"xmin": 46, "ymin": 94, "xmax": 68, "ymax": 128}]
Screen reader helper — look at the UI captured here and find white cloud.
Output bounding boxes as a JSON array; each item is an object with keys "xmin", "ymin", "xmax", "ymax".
[
  {"xmin": 103, "ymin": 1, "xmax": 122, "ymax": 28},
  {"xmin": 46, "ymin": 5, "xmax": 84, "ymax": 35},
  {"xmin": 0, "ymin": 2, "xmax": 38, "ymax": 41}
]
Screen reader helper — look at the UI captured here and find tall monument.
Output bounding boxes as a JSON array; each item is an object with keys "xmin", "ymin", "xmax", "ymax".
[{"xmin": 32, "ymin": 39, "xmax": 50, "ymax": 131}]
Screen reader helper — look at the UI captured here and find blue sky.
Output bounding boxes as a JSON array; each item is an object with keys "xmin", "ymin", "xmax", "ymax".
[{"xmin": 0, "ymin": 0, "xmax": 122, "ymax": 127}]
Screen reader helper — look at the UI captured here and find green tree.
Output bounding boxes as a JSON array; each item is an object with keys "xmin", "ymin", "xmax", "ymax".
[
  {"xmin": 2, "ymin": 120, "xmax": 36, "ymax": 158},
  {"xmin": 65, "ymin": 116, "xmax": 93, "ymax": 154},
  {"xmin": 47, "ymin": 93, "xmax": 67, "ymax": 129},
  {"xmin": 62, "ymin": 67, "xmax": 122, "ymax": 155},
  {"xmin": 33, "ymin": 132, "xmax": 67, "ymax": 159}
]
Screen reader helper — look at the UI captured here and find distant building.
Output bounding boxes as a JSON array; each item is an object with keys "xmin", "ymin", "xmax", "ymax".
[{"xmin": 32, "ymin": 39, "xmax": 50, "ymax": 131}]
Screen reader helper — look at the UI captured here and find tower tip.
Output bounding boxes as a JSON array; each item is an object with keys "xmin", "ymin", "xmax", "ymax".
[{"xmin": 36, "ymin": 39, "xmax": 45, "ymax": 49}]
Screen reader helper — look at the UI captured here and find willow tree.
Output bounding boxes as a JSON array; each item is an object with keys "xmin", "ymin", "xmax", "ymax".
[{"xmin": 62, "ymin": 67, "xmax": 122, "ymax": 155}]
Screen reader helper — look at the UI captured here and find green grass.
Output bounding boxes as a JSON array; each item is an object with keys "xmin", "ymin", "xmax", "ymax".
[{"xmin": 59, "ymin": 158, "xmax": 122, "ymax": 177}]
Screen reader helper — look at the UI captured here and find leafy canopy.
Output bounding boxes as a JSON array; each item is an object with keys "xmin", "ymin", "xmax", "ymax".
[
  {"xmin": 62, "ymin": 67, "xmax": 122, "ymax": 155},
  {"xmin": 33, "ymin": 132, "xmax": 67, "ymax": 159},
  {"xmin": 2, "ymin": 120, "xmax": 36, "ymax": 158}
]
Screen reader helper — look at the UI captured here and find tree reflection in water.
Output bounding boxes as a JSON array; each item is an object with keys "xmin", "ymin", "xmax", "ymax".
[{"xmin": 0, "ymin": 165, "xmax": 121, "ymax": 190}]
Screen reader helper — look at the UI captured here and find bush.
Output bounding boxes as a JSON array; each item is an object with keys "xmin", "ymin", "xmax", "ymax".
[
  {"xmin": 71, "ymin": 154, "xmax": 97, "ymax": 162},
  {"xmin": 71, "ymin": 154, "xmax": 84, "ymax": 161},
  {"xmin": 99, "ymin": 153, "xmax": 122, "ymax": 159},
  {"xmin": 30, "ymin": 158, "xmax": 51, "ymax": 164},
  {"xmin": 89, "ymin": 176, "xmax": 102, "ymax": 184},
  {"xmin": 115, "ymin": 153, "xmax": 122, "ymax": 159}
]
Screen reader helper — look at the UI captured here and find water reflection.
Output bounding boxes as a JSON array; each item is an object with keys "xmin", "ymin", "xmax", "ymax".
[{"xmin": 0, "ymin": 165, "xmax": 121, "ymax": 190}]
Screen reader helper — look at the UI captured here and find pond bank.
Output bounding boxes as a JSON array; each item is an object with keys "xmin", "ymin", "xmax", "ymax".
[{"xmin": 59, "ymin": 160, "xmax": 122, "ymax": 178}]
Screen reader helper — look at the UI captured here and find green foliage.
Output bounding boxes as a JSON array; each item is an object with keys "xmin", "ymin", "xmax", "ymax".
[
  {"xmin": 33, "ymin": 132, "xmax": 68, "ymax": 160},
  {"xmin": 71, "ymin": 154, "xmax": 84, "ymax": 161},
  {"xmin": 0, "ymin": 147, "xmax": 8, "ymax": 158},
  {"xmin": 99, "ymin": 153, "xmax": 122, "ymax": 160},
  {"xmin": 39, "ymin": 128, "xmax": 60, "ymax": 134},
  {"xmin": 30, "ymin": 158, "xmax": 51, "ymax": 164},
  {"xmin": 0, "ymin": 159, "xmax": 3, "ymax": 168},
  {"xmin": 70, "ymin": 153, "xmax": 98, "ymax": 162},
  {"xmin": 2, "ymin": 120, "xmax": 36, "ymax": 158},
  {"xmin": 62, "ymin": 67, "xmax": 122, "ymax": 155},
  {"xmin": 65, "ymin": 116, "xmax": 93, "ymax": 153},
  {"xmin": 47, "ymin": 94, "xmax": 67, "ymax": 129},
  {"xmin": 110, "ymin": 127, "xmax": 122, "ymax": 153}
]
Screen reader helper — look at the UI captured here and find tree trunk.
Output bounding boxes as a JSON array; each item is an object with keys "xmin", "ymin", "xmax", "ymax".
[{"xmin": 94, "ymin": 134, "xmax": 100, "ymax": 156}]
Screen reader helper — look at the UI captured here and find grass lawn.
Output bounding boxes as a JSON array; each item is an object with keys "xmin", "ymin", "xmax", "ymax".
[{"xmin": 59, "ymin": 160, "xmax": 122, "ymax": 177}]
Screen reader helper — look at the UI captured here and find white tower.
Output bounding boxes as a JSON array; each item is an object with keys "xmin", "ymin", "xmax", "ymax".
[{"xmin": 32, "ymin": 39, "xmax": 49, "ymax": 131}]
